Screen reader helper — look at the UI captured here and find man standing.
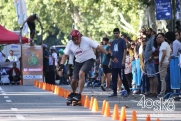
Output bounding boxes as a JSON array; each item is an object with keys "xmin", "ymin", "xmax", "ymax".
[
  {"xmin": 43, "ymin": 44, "xmax": 49, "ymax": 82},
  {"xmin": 100, "ymin": 37, "xmax": 112, "ymax": 91},
  {"xmin": 59, "ymin": 30, "xmax": 118, "ymax": 101},
  {"xmin": 144, "ymin": 28, "xmax": 158, "ymax": 97},
  {"xmin": 157, "ymin": 33, "xmax": 171, "ymax": 98},
  {"xmin": 20, "ymin": 13, "xmax": 43, "ymax": 45},
  {"xmin": 109, "ymin": 28, "xmax": 131, "ymax": 97},
  {"xmin": 8, "ymin": 50, "xmax": 18, "ymax": 62}
]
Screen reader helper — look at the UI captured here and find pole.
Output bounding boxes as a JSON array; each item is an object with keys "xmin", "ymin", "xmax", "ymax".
[
  {"xmin": 172, "ymin": 0, "xmax": 176, "ymax": 31},
  {"xmin": 41, "ymin": 28, "xmax": 44, "ymax": 82},
  {"xmin": 180, "ymin": 0, "xmax": 181, "ymax": 22},
  {"xmin": 19, "ymin": 29, "xmax": 23, "ymax": 85}
]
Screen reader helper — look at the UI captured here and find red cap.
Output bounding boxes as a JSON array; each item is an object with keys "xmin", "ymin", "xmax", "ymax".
[{"xmin": 70, "ymin": 30, "xmax": 81, "ymax": 39}]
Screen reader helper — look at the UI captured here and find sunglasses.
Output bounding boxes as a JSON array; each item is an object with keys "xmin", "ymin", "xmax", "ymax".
[{"xmin": 175, "ymin": 34, "xmax": 179, "ymax": 36}]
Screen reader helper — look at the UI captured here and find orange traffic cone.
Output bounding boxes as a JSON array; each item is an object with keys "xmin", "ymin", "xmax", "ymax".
[
  {"xmin": 146, "ymin": 115, "xmax": 151, "ymax": 121},
  {"xmin": 131, "ymin": 111, "xmax": 137, "ymax": 121},
  {"xmin": 35, "ymin": 81, "xmax": 39, "ymax": 87},
  {"xmin": 156, "ymin": 118, "xmax": 160, "ymax": 121},
  {"xmin": 119, "ymin": 107, "xmax": 127, "ymax": 121},
  {"xmin": 101, "ymin": 100, "xmax": 106, "ymax": 114},
  {"xmin": 51, "ymin": 85, "xmax": 55, "ymax": 93},
  {"xmin": 33, "ymin": 80, "xmax": 36, "ymax": 86},
  {"xmin": 84, "ymin": 95, "xmax": 89, "ymax": 108},
  {"xmin": 112, "ymin": 104, "xmax": 119, "ymax": 120},
  {"xmin": 54, "ymin": 86, "xmax": 58, "ymax": 94},
  {"xmin": 89, "ymin": 97, "xmax": 94, "ymax": 110},
  {"xmin": 81, "ymin": 94, "xmax": 85, "ymax": 106},
  {"xmin": 92, "ymin": 98, "xmax": 98, "ymax": 112},
  {"xmin": 19, "ymin": 80, "xmax": 23, "ymax": 85},
  {"xmin": 42, "ymin": 83, "xmax": 46, "ymax": 90},
  {"xmin": 103, "ymin": 102, "xmax": 111, "ymax": 117}
]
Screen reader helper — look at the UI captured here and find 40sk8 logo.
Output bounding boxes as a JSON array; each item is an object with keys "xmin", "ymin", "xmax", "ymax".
[{"xmin": 137, "ymin": 95, "xmax": 175, "ymax": 112}]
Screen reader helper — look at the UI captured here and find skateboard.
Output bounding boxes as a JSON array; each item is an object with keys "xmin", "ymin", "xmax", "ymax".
[{"xmin": 66, "ymin": 99, "xmax": 81, "ymax": 106}]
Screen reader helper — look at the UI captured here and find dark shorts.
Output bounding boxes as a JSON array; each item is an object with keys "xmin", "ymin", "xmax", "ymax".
[
  {"xmin": 102, "ymin": 65, "xmax": 111, "ymax": 74},
  {"xmin": 27, "ymin": 21, "xmax": 35, "ymax": 34},
  {"xmin": 73, "ymin": 59, "xmax": 95, "ymax": 80}
]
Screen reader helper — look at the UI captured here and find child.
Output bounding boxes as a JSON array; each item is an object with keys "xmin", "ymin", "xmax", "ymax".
[{"xmin": 124, "ymin": 50, "xmax": 133, "ymax": 88}]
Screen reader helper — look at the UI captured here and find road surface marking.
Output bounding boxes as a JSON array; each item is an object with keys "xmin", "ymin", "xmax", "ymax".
[
  {"xmin": 4, "ymin": 96, "xmax": 9, "ymax": 98},
  {"xmin": 6, "ymin": 100, "xmax": 12, "ymax": 102},
  {"xmin": 11, "ymin": 108, "xmax": 18, "ymax": 111},
  {"xmin": 16, "ymin": 115, "xmax": 25, "ymax": 119}
]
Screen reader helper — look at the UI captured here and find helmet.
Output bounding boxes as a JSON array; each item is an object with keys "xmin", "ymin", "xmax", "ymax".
[
  {"xmin": 59, "ymin": 49, "xmax": 64, "ymax": 55},
  {"xmin": 70, "ymin": 30, "xmax": 81, "ymax": 39},
  {"xmin": 33, "ymin": 13, "xmax": 37, "ymax": 19}
]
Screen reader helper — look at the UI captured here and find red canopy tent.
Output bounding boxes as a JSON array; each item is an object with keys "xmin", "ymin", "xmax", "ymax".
[{"xmin": 0, "ymin": 25, "xmax": 28, "ymax": 44}]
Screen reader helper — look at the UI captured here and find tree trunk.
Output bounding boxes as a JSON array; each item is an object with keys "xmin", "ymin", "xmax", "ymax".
[{"xmin": 148, "ymin": 0, "xmax": 157, "ymax": 31}]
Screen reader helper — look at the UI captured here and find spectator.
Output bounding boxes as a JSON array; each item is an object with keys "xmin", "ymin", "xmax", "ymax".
[
  {"xmin": 8, "ymin": 50, "xmax": 18, "ymax": 62},
  {"xmin": 0, "ymin": 50, "xmax": 6, "ymax": 62},
  {"xmin": 124, "ymin": 50, "xmax": 133, "ymax": 88},
  {"xmin": 157, "ymin": 33, "xmax": 171, "ymax": 98},
  {"xmin": 144, "ymin": 28, "xmax": 158, "ymax": 97},
  {"xmin": 153, "ymin": 34, "xmax": 161, "ymax": 94},
  {"xmin": 43, "ymin": 44, "xmax": 49, "ymax": 82},
  {"xmin": 109, "ymin": 28, "xmax": 131, "ymax": 97},
  {"xmin": 8, "ymin": 62, "xmax": 21, "ymax": 85},
  {"xmin": 100, "ymin": 37, "xmax": 112, "ymax": 91}
]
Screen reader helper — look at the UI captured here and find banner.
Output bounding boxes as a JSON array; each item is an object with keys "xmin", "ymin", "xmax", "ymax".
[
  {"xmin": 22, "ymin": 45, "xmax": 43, "ymax": 85},
  {"xmin": 155, "ymin": 0, "xmax": 172, "ymax": 20},
  {"xmin": 14, "ymin": 0, "xmax": 28, "ymax": 35},
  {"xmin": 176, "ymin": 0, "xmax": 180, "ymax": 20},
  {"xmin": 0, "ymin": 61, "xmax": 20, "ymax": 83}
]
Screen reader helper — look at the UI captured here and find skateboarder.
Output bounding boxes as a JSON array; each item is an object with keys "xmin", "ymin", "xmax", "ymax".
[
  {"xmin": 59, "ymin": 30, "xmax": 118, "ymax": 101},
  {"xmin": 20, "ymin": 13, "xmax": 43, "ymax": 45}
]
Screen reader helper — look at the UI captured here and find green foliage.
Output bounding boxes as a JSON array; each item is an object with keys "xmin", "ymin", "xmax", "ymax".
[{"xmin": 0, "ymin": 0, "xmax": 144, "ymax": 46}]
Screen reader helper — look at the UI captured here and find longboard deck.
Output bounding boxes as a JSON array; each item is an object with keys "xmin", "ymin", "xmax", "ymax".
[{"xmin": 66, "ymin": 100, "xmax": 82, "ymax": 106}]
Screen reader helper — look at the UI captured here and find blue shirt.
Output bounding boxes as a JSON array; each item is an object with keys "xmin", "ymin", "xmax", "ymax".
[
  {"xmin": 43, "ymin": 49, "xmax": 49, "ymax": 65},
  {"xmin": 144, "ymin": 36, "xmax": 154, "ymax": 62},
  {"xmin": 101, "ymin": 45, "xmax": 110, "ymax": 65},
  {"xmin": 111, "ymin": 38, "xmax": 126, "ymax": 68}
]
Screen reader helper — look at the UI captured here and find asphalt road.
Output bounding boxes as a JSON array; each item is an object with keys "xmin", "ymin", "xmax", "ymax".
[{"xmin": 0, "ymin": 85, "xmax": 181, "ymax": 121}]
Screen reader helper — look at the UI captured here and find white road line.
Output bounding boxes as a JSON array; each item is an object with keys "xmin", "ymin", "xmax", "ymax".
[
  {"xmin": 4, "ymin": 96, "xmax": 9, "ymax": 98},
  {"xmin": 6, "ymin": 100, "xmax": 12, "ymax": 102},
  {"xmin": 130, "ymin": 100, "xmax": 138, "ymax": 102},
  {"xmin": 11, "ymin": 108, "xmax": 18, "ymax": 111},
  {"xmin": 2, "ymin": 93, "xmax": 6, "ymax": 95},
  {"xmin": 1, "ymin": 90, "xmax": 5, "ymax": 92},
  {"xmin": 0, "ymin": 87, "xmax": 2, "ymax": 90},
  {"xmin": 16, "ymin": 115, "xmax": 25, "ymax": 119}
]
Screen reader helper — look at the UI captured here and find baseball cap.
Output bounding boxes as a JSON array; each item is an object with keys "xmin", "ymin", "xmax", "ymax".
[{"xmin": 43, "ymin": 44, "xmax": 47, "ymax": 48}]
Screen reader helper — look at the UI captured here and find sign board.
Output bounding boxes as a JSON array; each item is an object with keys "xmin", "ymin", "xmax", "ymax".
[
  {"xmin": 22, "ymin": 45, "xmax": 43, "ymax": 85},
  {"xmin": 155, "ymin": 0, "xmax": 172, "ymax": 20},
  {"xmin": 0, "ymin": 61, "xmax": 20, "ymax": 83},
  {"xmin": 176, "ymin": 0, "xmax": 180, "ymax": 20}
]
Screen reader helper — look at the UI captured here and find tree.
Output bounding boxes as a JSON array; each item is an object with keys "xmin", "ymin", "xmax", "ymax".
[{"xmin": 0, "ymin": 0, "xmax": 145, "ymax": 45}]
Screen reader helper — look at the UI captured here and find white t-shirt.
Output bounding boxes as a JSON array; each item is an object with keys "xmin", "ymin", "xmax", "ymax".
[
  {"xmin": 68, "ymin": 52, "xmax": 74, "ymax": 65},
  {"xmin": 64, "ymin": 36, "xmax": 99, "ymax": 63},
  {"xmin": 52, "ymin": 52, "xmax": 57, "ymax": 66},
  {"xmin": 8, "ymin": 55, "xmax": 18, "ymax": 62},
  {"xmin": 139, "ymin": 45, "xmax": 143, "ymax": 54},
  {"xmin": 159, "ymin": 41, "xmax": 171, "ymax": 63}
]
